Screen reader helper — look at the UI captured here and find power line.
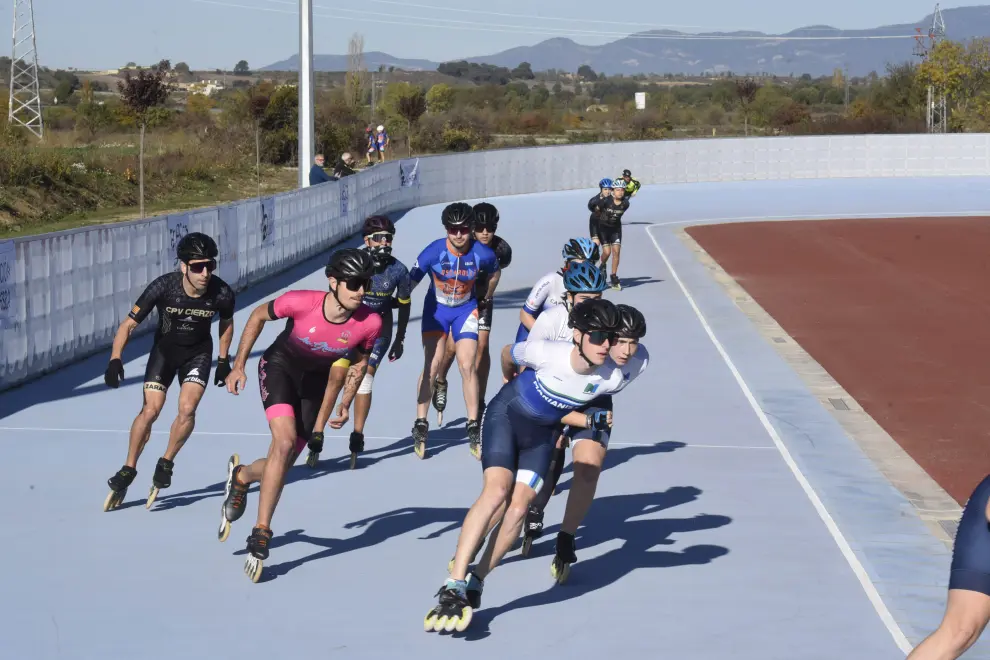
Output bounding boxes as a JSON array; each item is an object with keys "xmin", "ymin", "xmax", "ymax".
[{"xmin": 191, "ymin": 0, "xmax": 918, "ymax": 42}]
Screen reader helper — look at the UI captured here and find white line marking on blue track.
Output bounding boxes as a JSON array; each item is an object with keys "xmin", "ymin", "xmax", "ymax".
[
  {"xmin": 646, "ymin": 223, "xmax": 913, "ymax": 654},
  {"xmin": 0, "ymin": 426, "xmax": 775, "ymax": 449}
]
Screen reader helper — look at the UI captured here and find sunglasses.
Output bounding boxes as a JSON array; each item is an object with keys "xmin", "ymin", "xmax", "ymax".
[
  {"xmin": 369, "ymin": 232, "xmax": 393, "ymax": 243},
  {"xmin": 341, "ymin": 277, "xmax": 370, "ymax": 292},
  {"xmin": 447, "ymin": 226, "xmax": 471, "ymax": 236},
  {"xmin": 186, "ymin": 259, "xmax": 217, "ymax": 274},
  {"xmin": 586, "ymin": 330, "xmax": 618, "ymax": 346},
  {"xmin": 474, "ymin": 224, "xmax": 496, "ymax": 233}
]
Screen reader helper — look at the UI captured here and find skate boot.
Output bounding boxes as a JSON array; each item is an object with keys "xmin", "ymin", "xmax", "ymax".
[
  {"xmin": 520, "ymin": 505, "xmax": 544, "ymax": 557},
  {"xmin": 432, "ymin": 377, "xmax": 448, "ymax": 426},
  {"xmin": 103, "ymin": 465, "xmax": 137, "ymax": 512},
  {"xmin": 412, "ymin": 418, "xmax": 429, "ymax": 459},
  {"xmin": 145, "ymin": 457, "xmax": 174, "ymax": 509},
  {"xmin": 305, "ymin": 431, "xmax": 324, "ymax": 468},
  {"xmin": 467, "ymin": 419, "xmax": 481, "ymax": 460},
  {"xmin": 610, "ymin": 273, "xmax": 621, "ymax": 290},
  {"xmin": 218, "ymin": 455, "xmax": 248, "ymax": 542},
  {"xmin": 244, "ymin": 525, "xmax": 273, "ymax": 583},
  {"xmin": 478, "ymin": 399, "xmax": 486, "ymax": 421},
  {"xmin": 550, "ymin": 531, "xmax": 577, "ymax": 584},
  {"xmin": 349, "ymin": 431, "xmax": 364, "ymax": 469},
  {"xmin": 465, "ymin": 572, "xmax": 484, "ymax": 610},
  {"xmin": 424, "ymin": 578, "xmax": 473, "ymax": 633}
]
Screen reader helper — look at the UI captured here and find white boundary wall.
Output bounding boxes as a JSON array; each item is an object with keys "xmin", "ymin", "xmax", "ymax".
[{"xmin": 2, "ymin": 133, "xmax": 989, "ymax": 391}]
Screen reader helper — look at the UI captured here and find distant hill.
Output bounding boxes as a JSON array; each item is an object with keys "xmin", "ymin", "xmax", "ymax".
[{"xmin": 263, "ymin": 5, "xmax": 990, "ymax": 78}]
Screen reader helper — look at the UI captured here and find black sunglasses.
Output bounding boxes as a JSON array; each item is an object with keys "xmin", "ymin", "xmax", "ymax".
[
  {"xmin": 186, "ymin": 259, "xmax": 217, "ymax": 274},
  {"xmin": 342, "ymin": 277, "xmax": 371, "ymax": 291},
  {"xmin": 586, "ymin": 330, "xmax": 618, "ymax": 346}
]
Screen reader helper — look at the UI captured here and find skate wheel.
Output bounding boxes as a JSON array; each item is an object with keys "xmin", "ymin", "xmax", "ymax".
[
  {"xmin": 306, "ymin": 451, "xmax": 319, "ymax": 468},
  {"xmin": 424, "ymin": 611, "xmax": 440, "ymax": 632},
  {"xmin": 244, "ymin": 555, "xmax": 263, "ymax": 583},
  {"xmin": 103, "ymin": 488, "xmax": 125, "ymax": 512},
  {"xmin": 551, "ymin": 559, "xmax": 571, "ymax": 585},
  {"xmin": 218, "ymin": 514, "xmax": 231, "ymax": 543},
  {"xmin": 521, "ymin": 536, "xmax": 533, "ymax": 557},
  {"xmin": 470, "ymin": 443, "xmax": 481, "ymax": 461},
  {"xmin": 447, "ymin": 556, "xmax": 454, "ymax": 574},
  {"xmin": 145, "ymin": 486, "xmax": 159, "ymax": 509},
  {"xmin": 349, "ymin": 452, "xmax": 358, "ymax": 470},
  {"xmin": 437, "ymin": 410, "xmax": 443, "ymax": 426},
  {"xmin": 414, "ymin": 441, "xmax": 426, "ymax": 460},
  {"xmin": 451, "ymin": 608, "xmax": 472, "ymax": 632}
]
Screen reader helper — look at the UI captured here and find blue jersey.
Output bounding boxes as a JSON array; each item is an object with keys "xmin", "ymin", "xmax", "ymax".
[
  {"xmin": 409, "ymin": 238, "xmax": 500, "ymax": 307},
  {"xmin": 506, "ymin": 340, "xmax": 649, "ymax": 425},
  {"xmin": 361, "ymin": 251, "xmax": 412, "ymax": 314}
]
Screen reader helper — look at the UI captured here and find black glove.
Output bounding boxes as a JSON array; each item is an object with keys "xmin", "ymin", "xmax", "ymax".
[
  {"xmin": 587, "ymin": 410, "xmax": 611, "ymax": 432},
  {"xmin": 214, "ymin": 357, "xmax": 231, "ymax": 386},
  {"xmin": 308, "ymin": 431, "xmax": 324, "ymax": 453},
  {"xmin": 104, "ymin": 358, "xmax": 124, "ymax": 389},
  {"xmin": 388, "ymin": 338, "xmax": 404, "ymax": 362}
]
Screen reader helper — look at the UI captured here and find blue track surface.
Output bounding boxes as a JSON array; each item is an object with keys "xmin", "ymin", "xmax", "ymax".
[{"xmin": 3, "ymin": 177, "xmax": 989, "ymax": 658}]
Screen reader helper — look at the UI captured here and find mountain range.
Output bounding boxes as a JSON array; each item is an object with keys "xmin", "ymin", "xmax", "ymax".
[{"xmin": 262, "ymin": 5, "xmax": 990, "ymax": 78}]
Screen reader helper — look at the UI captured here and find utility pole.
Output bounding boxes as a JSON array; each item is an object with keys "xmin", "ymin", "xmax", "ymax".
[
  {"xmin": 843, "ymin": 64, "xmax": 850, "ymax": 109},
  {"xmin": 298, "ymin": 0, "xmax": 315, "ymax": 188},
  {"xmin": 8, "ymin": 0, "xmax": 43, "ymax": 139},
  {"xmin": 914, "ymin": 4, "xmax": 947, "ymax": 133}
]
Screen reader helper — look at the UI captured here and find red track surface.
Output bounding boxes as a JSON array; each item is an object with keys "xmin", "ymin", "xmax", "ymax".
[{"xmin": 687, "ymin": 217, "xmax": 990, "ymax": 504}]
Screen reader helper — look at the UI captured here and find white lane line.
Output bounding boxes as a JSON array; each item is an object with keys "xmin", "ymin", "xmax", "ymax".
[
  {"xmin": 0, "ymin": 426, "xmax": 776, "ymax": 450},
  {"xmin": 645, "ymin": 224, "xmax": 913, "ymax": 654}
]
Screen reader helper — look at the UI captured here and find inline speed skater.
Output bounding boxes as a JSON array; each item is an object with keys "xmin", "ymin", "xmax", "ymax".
[
  {"xmin": 432, "ymin": 202, "xmax": 512, "ymax": 425},
  {"xmin": 595, "ymin": 179, "xmax": 630, "ymax": 290},
  {"xmin": 424, "ymin": 299, "xmax": 626, "ymax": 633},
  {"xmin": 102, "ymin": 233, "xmax": 235, "ymax": 512},
  {"xmin": 408, "ymin": 202, "xmax": 500, "ymax": 460},
  {"xmin": 307, "ymin": 215, "xmax": 412, "ymax": 469},
  {"xmin": 515, "ymin": 237, "xmax": 599, "ymax": 343},
  {"xmin": 588, "ymin": 178, "xmax": 613, "ymax": 247},
  {"xmin": 220, "ymin": 248, "xmax": 382, "ymax": 582},
  {"xmin": 907, "ymin": 473, "xmax": 990, "ymax": 659},
  {"xmin": 617, "ymin": 169, "xmax": 641, "ymax": 197}
]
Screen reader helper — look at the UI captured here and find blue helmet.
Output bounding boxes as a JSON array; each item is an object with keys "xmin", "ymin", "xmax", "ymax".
[
  {"xmin": 599, "ymin": 178, "xmax": 613, "ymax": 189},
  {"xmin": 562, "ymin": 237, "xmax": 600, "ymax": 263},
  {"xmin": 563, "ymin": 261, "xmax": 609, "ymax": 294}
]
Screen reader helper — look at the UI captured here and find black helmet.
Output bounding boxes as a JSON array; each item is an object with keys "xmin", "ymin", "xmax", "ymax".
[
  {"xmin": 441, "ymin": 202, "xmax": 475, "ymax": 229},
  {"xmin": 568, "ymin": 298, "xmax": 620, "ymax": 333},
  {"xmin": 325, "ymin": 248, "xmax": 375, "ymax": 280},
  {"xmin": 616, "ymin": 304, "xmax": 647, "ymax": 338},
  {"xmin": 362, "ymin": 215, "xmax": 395, "ymax": 236},
  {"xmin": 622, "ymin": 169, "xmax": 631, "ymax": 177},
  {"xmin": 176, "ymin": 232, "xmax": 218, "ymax": 262},
  {"xmin": 473, "ymin": 202, "xmax": 499, "ymax": 230}
]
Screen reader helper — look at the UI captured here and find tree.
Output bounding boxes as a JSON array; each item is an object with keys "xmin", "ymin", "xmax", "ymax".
[
  {"xmin": 425, "ymin": 83, "xmax": 454, "ymax": 113},
  {"xmin": 234, "ymin": 60, "xmax": 250, "ymax": 75},
  {"xmin": 577, "ymin": 65, "xmax": 597, "ymax": 81},
  {"xmin": 346, "ymin": 33, "xmax": 366, "ymax": 108},
  {"xmin": 396, "ymin": 87, "xmax": 427, "ymax": 156},
  {"xmin": 511, "ymin": 62, "xmax": 535, "ymax": 80},
  {"xmin": 174, "ymin": 62, "xmax": 191, "ymax": 76},
  {"xmin": 117, "ymin": 59, "xmax": 174, "ymax": 218},
  {"xmin": 734, "ymin": 77, "xmax": 760, "ymax": 135}
]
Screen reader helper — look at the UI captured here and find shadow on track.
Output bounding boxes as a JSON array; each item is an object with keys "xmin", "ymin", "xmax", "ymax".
[
  {"xmin": 0, "ymin": 211, "xmax": 411, "ymax": 419},
  {"xmin": 455, "ymin": 487, "xmax": 732, "ymax": 640}
]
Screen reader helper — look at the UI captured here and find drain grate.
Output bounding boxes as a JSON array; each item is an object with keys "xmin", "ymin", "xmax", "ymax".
[
  {"xmin": 772, "ymin": 337, "xmax": 786, "ymax": 344},
  {"xmin": 829, "ymin": 398, "xmax": 850, "ymax": 411}
]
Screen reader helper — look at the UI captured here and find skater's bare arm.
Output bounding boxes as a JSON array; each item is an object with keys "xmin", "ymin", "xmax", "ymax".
[
  {"xmin": 217, "ymin": 317, "xmax": 234, "ymax": 359},
  {"xmin": 314, "ymin": 364, "xmax": 348, "ymax": 432},
  {"xmin": 226, "ymin": 303, "xmax": 274, "ymax": 394},
  {"xmin": 339, "ymin": 352, "xmax": 369, "ymax": 410},
  {"xmin": 501, "ymin": 344, "xmax": 517, "ymax": 382},
  {"xmin": 110, "ymin": 318, "xmax": 139, "ymax": 360},
  {"xmin": 484, "ymin": 270, "xmax": 501, "ymax": 300},
  {"xmin": 519, "ymin": 309, "xmax": 537, "ymax": 331}
]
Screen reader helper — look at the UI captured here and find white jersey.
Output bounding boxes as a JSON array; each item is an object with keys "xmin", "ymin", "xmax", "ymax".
[
  {"xmin": 522, "ymin": 271, "xmax": 567, "ymax": 317},
  {"xmin": 529, "ymin": 304, "xmax": 571, "ymax": 342},
  {"xmin": 508, "ymin": 340, "xmax": 633, "ymax": 425},
  {"xmin": 603, "ymin": 344, "xmax": 650, "ymax": 396}
]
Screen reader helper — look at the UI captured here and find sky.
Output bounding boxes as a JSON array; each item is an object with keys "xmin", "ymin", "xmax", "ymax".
[{"xmin": 8, "ymin": 0, "xmax": 981, "ymax": 71}]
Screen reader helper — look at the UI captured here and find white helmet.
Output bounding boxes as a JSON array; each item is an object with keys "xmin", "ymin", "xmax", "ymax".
[{"xmin": 377, "ymin": 125, "xmax": 384, "ymax": 132}]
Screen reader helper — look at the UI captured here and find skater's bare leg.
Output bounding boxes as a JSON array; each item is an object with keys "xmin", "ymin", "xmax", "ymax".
[
  {"xmin": 254, "ymin": 416, "xmax": 299, "ymax": 529},
  {"xmin": 475, "ymin": 330, "xmax": 492, "ymax": 403},
  {"xmin": 559, "ymin": 440, "xmax": 605, "ymax": 535},
  {"xmin": 907, "ymin": 590, "xmax": 990, "ymax": 659},
  {"xmin": 474, "ymin": 481, "xmax": 538, "ymax": 580},
  {"xmin": 353, "ymin": 364, "xmax": 377, "ymax": 435},
  {"xmin": 455, "ymin": 337, "xmax": 479, "ymax": 421},
  {"xmin": 125, "ymin": 387, "xmax": 165, "ymax": 467},
  {"xmin": 435, "ymin": 333, "xmax": 456, "ymax": 387},
  {"xmin": 450, "ymin": 467, "xmax": 513, "ymax": 581},
  {"xmin": 162, "ymin": 382, "xmax": 206, "ymax": 461},
  {"xmin": 416, "ymin": 333, "xmax": 444, "ymax": 420},
  {"xmin": 610, "ymin": 244, "xmax": 621, "ymax": 277}
]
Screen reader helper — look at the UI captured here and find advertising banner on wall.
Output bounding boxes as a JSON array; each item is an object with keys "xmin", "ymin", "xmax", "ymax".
[
  {"xmin": 260, "ymin": 197, "xmax": 276, "ymax": 247},
  {"xmin": 0, "ymin": 241, "xmax": 15, "ymax": 329},
  {"xmin": 218, "ymin": 205, "xmax": 239, "ymax": 284},
  {"xmin": 400, "ymin": 158, "xmax": 420, "ymax": 187},
  {"xmin": 166, "ymin": 213, "xmax": 190, "ymax": 269},
  {"xmin": 340, "ymin": 181, "xmax": 350, "ymax": 215}
]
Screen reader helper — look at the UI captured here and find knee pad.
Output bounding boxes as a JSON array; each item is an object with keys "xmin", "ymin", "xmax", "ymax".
[{"xmin": 357, "ymin": 372, "xmax": 374, "ymax": 395}]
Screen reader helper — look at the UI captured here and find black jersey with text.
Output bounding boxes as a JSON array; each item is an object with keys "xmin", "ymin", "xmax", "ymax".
[
  {"xmin": 588, "ymin": 193, "xmax": 608, "ymax": 220},
  {"xmin": 596, "ymin": 197, "xmax": 630, "ymax": 226},
  {"xmin": 475, "ymin": 235, "xmax": 512, "ymax": 298},
  {"xmin": 128, "ymin": 272, "xmax": 235, "ymax": 347}
]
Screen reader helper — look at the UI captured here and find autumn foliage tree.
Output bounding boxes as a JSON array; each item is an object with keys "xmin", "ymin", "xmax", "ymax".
[{"xmin": 117, "ymin": 59, "xmax": 174, "ymax": 217}]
